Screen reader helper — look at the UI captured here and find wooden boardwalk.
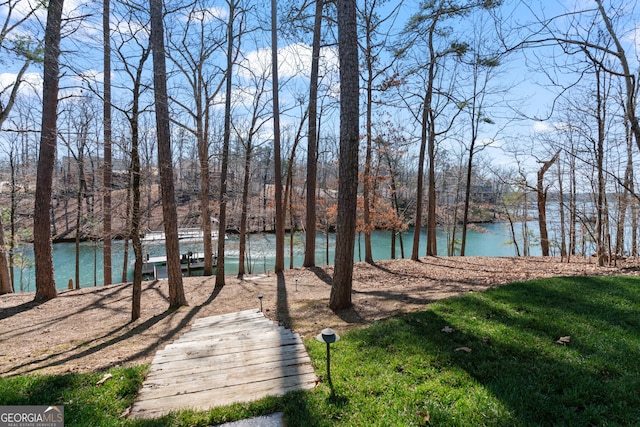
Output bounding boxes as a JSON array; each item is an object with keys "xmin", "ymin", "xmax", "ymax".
[{"xmin": 129, "ymin": 310, "xmax": 317, "ymax": 419}]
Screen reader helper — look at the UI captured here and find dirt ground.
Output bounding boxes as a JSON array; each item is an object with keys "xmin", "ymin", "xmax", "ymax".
[{"xmin": 1, "ymin": 256, "xmax": 638, "ymax": 377}]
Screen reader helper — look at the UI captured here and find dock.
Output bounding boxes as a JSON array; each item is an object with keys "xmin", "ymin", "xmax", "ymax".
[{"xmin": 129, "ymin": 310, "xmax": 317, "ymax": 419}]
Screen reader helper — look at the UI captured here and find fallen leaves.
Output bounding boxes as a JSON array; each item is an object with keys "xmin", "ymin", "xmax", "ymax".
[{"xmin": 96, "ymin": 373, "xmax": 113, "ymax": 386}]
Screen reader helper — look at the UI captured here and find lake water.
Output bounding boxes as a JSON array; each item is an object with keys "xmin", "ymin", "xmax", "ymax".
[{"xmin": 11, "ymin": 222, "xmax": 541, "ymax": 292}]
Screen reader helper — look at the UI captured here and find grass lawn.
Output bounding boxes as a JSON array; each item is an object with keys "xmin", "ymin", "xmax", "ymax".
[{"xmin": 2, "ymin": 275, "xmax": 639, "ymax": 426}]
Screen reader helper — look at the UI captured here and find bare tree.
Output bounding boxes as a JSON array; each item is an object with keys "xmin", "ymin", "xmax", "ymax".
[
  {"xmin": 149, "ymin": 0, "xmax": 187, "ymax": 308},
  {"xmin": 110, "ymin": 0, "xmax": 152, "ymax": 318},
  {"xmin": 330, "ymin": 0, "xmax": 359, "ymax": 310},
  {"xmin": 59, "ymin": 97, "xmax": 96, "ymax": 289},
  {"xmin": 594, "ymin": 1, "xmax": 640, "ymax": 153},
  {"xmin": 0, "ymin": 213, "xmax": 11, "ymax": 294},
  {"xmin": 283, "ymin": 108, "xmax": 308, "ymax": 269},
  {"xmin": 216, "ymin": 0, "xmax": 244, "ymax": 288},
  {"xmin": 130, "ymin": 90, "xmax": 144, "ymax": 320},
  {"xmin": 166, "ymin": 1, "xmax": 228, "ymax": 277},
  {"xmin": 303, "ymin": 0, "xmax": 324, "ymax": 268},
  {"xmin": 399, "ymin": 0, "xmax": 500, "ymax": 259},
  {"xmin": 34, "ymin": 0, "xmax": 64, "ymax": 302},
  {"xmin": 102, "ymin": 0, "xmax": 113, "ymax": 287},
  {"xmin": 358, "ymin": 0, "xmax": 401, "ymax": 264},
  {"xmin": 458, "ymin": 12, "xmax": 502, "ymax": 256},
  {"xmin": 0, "ymin": 0, "xmax": 43, "ymax": 294},
  {"xmin": 536, "ymin": 149, "xmax": 560, "ymax": 257},
  {"xmin": 234, "ymin": 65, "xmax": 271, "ymax": 278},
  {"xmin": 272, "ymin": 0, "xmax": 284, "ymax": 273}
]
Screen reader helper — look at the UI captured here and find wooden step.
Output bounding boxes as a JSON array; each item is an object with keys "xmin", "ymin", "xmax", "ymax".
[{"xmin": 129, "ymin": 310, "xmax": 317, "ymax": 419}]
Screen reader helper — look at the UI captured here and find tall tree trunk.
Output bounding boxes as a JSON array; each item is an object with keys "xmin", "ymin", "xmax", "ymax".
[
  {"xmin": 330, "ymin": 0, "xmax": 359, "ymax": 311},
  {"xmin": 238, "ymin": 136, "xmax": 252, "ymax": 279},
  {"xmin": 9, "ymin": 153, "xmax": 17, "ymax": 290},
  {"xmin": 0, "ymin": 215, "xmax": 12, "ymax": 294},
  {"xmin": 289, "ymin": 182, "xmax": 295, "ymax": 269},
  {"xmin": 632, "ymin": 187, "xmax": 638, "ymax": 257},
  {"xmin": 75, "ymin": 151, "xmax": 86, "ymax": 290},
  {"xmin": 34, "ymin": 0, "xmax": 64, "ymax": 302},
  {"xmin": 411, "ymin": 93, "xmax": 428, "ymax": 261},
  {"xmin": 536, "ymin": 150, "xmax": 560, "ymax": 257},
  {"xmin": 557, "ymin": 158, "xmax": 567, "ymax": 259},
  {"xmin": 460, "ymin": 149, "xmax": 474, "ymax": 256},
  {"xmin": 128, "ymin": 45, "xmax": 149, "ymax": 316},
  {"xmin": 198, "ymin": 128, "xmax": 213, "ymax": 276},
  {"xmin": 131, "ymin": 112, "xmax": 143, "ymax": 320},
  {"xmin": 215, "ymin": 0, "xmax": 236, "ymax": 288},
  {"xmin": 272, "ymin": 0, "xmax": 284, "ymax": 273},
  {"xmin": 362, "ymin": 14, "xmax": 374, "ymax": 265},
  {"xmin": 121, "ymin": 176, "xmax": 131, "ymax": 283},
  {"xmin": 283, "ymin": 113, "xmax": 306, "ymax": 270},
  {"xmin": 522, "ymin": 192, "xmax": 530, "ymax": 256},
  {"xmin": 103, "ymin": 0, "xmax": 112, "ymax": 287},
  {"xmin": 197, "ymin": 98, "xmax": 213, "ymax": 276},
  {"xmin": 595, "ymin": 66, "xmax": 607, "ymax": 266},
  {"xmin": 424, "ymin": 27, "xmax": 438, "ymax": 257},
  {"xmin": 149, "ymin": 0, "xmax": 187, "ymax": 308},
  {"xmin": 303, "ymin": 0, "xmax": 323, "ymax": 268},
  {"xmin": 569, "ymin": 143, "xmax": 577, "ymax": 258},
  {"xmin": 426, "ymin": 129, "xmax": 437, "ymax": 256}
]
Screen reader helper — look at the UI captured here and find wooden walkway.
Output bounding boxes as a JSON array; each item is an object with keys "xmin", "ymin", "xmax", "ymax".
[{"xmin": 129, "ymin": 310, "xmax": 317, "ymax": 419}]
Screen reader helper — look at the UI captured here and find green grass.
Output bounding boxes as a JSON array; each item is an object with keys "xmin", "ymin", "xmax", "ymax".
[
  {"xmin": 0, "ymin": 366, "xmax": 147, "ymax": 426},
  {"xmin": 3, "ymin": 276, "xmax": 640, "ymax": 426}
]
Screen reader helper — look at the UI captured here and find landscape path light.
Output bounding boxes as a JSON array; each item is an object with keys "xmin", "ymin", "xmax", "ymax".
[
  {"xmin": 316, "ymin": 327, "xmax": 340, "ymax": 389},
  {"xmin": 258, "ymin": 295, "xmax": 264, "ymax": 313}
]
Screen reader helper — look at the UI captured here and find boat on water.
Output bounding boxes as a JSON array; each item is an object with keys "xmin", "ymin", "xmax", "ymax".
[{"xmin": 141, "ymin": 252, "xmax": 217, "ymax": 279}]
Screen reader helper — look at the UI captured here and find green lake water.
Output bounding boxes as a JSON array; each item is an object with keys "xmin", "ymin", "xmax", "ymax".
[{"xmin": 11, "ymin": 223, "xmax": 540, "ymax": 292}]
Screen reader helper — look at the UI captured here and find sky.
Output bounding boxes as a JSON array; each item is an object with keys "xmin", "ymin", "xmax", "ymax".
[{"xmin": 1, "ymin": 0, "xmax": 639, "ymax": 175}]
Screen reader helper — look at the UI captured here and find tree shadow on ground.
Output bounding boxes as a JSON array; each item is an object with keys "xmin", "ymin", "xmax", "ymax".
[
  {"xmin": 3, "ymin": 282, "xmax": 224, "ymax": 376},
  {"xmin": 276, "ymin": 271, "xmax": 291, "ymax": 329},
  {"xmin": 332, "ymin": 305, "xmax": 365, "ymax": 326},
  {"xmin": 0, "ymin": 300, "xmax": 40, "ymax": 322},
  {"xmin": 275, "ymin": 272, "xmax": 319, "ymax": 426},
  {"xmin": 308, "ymin": 266, "xmax": 333, "ymax": 286}
]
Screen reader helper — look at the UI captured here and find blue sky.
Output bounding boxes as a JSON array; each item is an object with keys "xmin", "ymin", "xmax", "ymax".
[{"xmin": 1, "ymin": 0, "xmax": 639, "ymax": 179}]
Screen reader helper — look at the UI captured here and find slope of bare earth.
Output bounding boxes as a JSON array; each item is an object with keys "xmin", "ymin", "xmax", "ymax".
[{"xmin": 1, "ymin": 256, "xmax": 638, "ymax": 377}]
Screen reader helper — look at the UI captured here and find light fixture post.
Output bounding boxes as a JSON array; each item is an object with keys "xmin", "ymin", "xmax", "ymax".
[{"xmin": 316, "ymin": 327, "xmax": 340, "ymax": 390}]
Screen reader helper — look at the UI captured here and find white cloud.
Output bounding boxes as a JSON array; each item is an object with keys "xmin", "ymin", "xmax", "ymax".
[
  {"xmin": 531, "ymin": 121, "xmax": 554, "ymax": 133},
  {"xmin": 238, "ymin": 43, "xmax": 339, "ymax": 81},
  {"xmin": 531, "ymin": 120, "xmax": 571, "ymax": 134},
  {"xmin": 0, "ymin": 72, "xmax": 42, "ymax": 98}
]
